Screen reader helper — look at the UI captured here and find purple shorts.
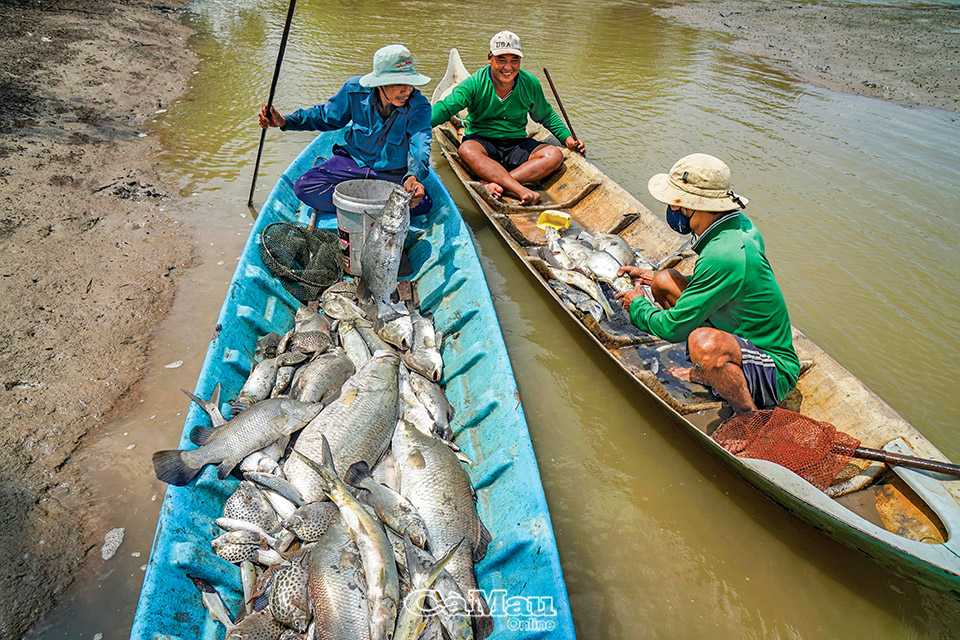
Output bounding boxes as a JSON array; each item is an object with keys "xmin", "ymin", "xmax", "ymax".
[{"xmin": 292, "ymin": 146, "xmax": 432, "ymax": 216}]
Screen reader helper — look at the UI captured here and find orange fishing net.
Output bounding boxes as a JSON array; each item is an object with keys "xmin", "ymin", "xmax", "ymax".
[{"xmin": 712, "ymin": 408, "xmax": 861, "ymax": 491}]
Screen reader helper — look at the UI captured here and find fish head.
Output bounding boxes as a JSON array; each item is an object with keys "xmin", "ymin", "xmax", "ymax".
[{"xmin": 378, "ymin": 187, "xmax": 412, "ymax": 234}]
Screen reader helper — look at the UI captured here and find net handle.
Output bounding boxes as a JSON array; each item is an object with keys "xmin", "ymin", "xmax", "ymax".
[{"xmin": 847, "ymin": 446, "xmax": 960, "ymax": 477}]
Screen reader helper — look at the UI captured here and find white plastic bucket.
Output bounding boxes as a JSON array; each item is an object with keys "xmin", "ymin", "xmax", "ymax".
[{"xmin": 332, "ymin": 179, "xmax": 406, "ymax": 276}]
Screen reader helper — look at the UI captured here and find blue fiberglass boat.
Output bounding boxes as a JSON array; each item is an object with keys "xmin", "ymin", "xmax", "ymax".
[{"xmin": 130, "ymin": 129, "xmax": 576, "ymax": 639}]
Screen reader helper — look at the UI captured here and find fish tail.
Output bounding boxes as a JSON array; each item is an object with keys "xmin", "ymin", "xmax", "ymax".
[
  {"xmin": 152, "ymin": 450, "xmax": 201, "ymax": 486},
  {"xmin": 469, "ymin": 589, "xmax": 494, "ymax": 640},
  {"xmin": 343, "ymin": 460, "xmax": 372, "ymax": 487}
]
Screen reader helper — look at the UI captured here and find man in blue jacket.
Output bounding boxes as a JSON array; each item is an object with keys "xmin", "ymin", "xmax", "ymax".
[{"xmin": 258, "ymin": 44, "xmax": 433, "ymax": 216}]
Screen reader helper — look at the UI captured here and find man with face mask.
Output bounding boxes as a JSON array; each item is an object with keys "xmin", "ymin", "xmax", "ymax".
[
  {"xmin": 259, "ymin": 44, "xmax": 433, "ymax": 216},
  {"xmin": 615, "ymin": 153, "xmax": 799, "ymax": 415},
  {"xmin": 430, "ymin": 30, "xmax": 586, "ymax": 205}
]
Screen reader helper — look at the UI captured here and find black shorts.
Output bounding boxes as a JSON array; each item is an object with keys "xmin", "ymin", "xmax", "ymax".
[{"xmin": 462, "ymin": 134, "xmax": 544, "ymax": 171}]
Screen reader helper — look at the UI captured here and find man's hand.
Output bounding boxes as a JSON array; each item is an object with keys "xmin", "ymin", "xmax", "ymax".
[
  {"xmin": 617, "ymin": 265, "xmax": 654, "ymax": 287},
  {"xmin": 614, "ymin": 287, "xmax": 643, "ymax": 310},
  {"xmin": 564, "ymin": 136, "xmax": 586, "ymax": 157},
  {"xmin": 403, "ymin": 176, "xmax": 425, "ymax": 208},
  {"xmin": 258, "ymin": 104, "xmax": 286, "ymax": 129}
]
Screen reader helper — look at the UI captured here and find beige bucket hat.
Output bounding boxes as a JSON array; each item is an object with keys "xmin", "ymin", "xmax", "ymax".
[{"xmin": 648, "ymin": 153, "xmax": 748, "ymax": 212}]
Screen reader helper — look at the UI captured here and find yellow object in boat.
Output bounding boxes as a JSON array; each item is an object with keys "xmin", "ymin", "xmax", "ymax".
[{"xmin": 536, "ymin": 209, "xmax": 571, "ymax": 230}]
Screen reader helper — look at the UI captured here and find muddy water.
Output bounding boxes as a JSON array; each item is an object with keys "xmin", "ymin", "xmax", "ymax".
[{"xmin": 28, "ymin": 0, "xmax": 960, "ymax": 638}]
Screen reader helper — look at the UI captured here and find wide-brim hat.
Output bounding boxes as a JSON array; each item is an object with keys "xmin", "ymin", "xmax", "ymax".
[
  {"xmin": 359, "ymin": 44, "xmax": 431, "ymax": 88},
  {"xmin": 648, "ymin": 153, "xmax": 749, "ymax": 212}
]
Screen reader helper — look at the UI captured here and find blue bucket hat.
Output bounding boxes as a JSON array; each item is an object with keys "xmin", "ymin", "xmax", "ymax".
[{"xmin": 359, "ymin": 44, "xmax": 431, "ymax": 88}]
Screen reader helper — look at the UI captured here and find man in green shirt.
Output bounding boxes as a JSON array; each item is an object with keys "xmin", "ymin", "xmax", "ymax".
[
  {"xmin": 431, "ymin": 30, "xmax": 586, "ymax": 205},
  {"xmin": 615, "ymin": 154, "xmax": 800, "ymax": 415}
]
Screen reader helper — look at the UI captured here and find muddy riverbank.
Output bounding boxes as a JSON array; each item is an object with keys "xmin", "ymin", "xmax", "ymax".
[
  {"xmin": 0, "ymin": 1, "xmax": 195, "ymax": 635},
  {"xmin": 656, "ymin": 0, "xmax": 960, "ymax": 114}
]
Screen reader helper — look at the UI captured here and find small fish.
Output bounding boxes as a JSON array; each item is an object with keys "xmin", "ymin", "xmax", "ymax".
[
  {"xmin": 344, "ymin": 460, "xmax": 430, "ymax": 549},
  {"xmin": 547, "ymin": 266, "xmax": 615, "ymax": 319},
  {"xmin": 224, "ymin": 608, "xmax": 285, "ymax": 640},
  {"xmin": 222, "ymin": 481, "xmax": 279, "ymax": 532},
  {"xmin": 269, "ymin": 549, "xmax": 312, "ymax": 632},
  {"xmin": 189, "ymin": 575, "xmax": 235, "ymax": 630},
  {"xmin": 338, "ymin": 320, "xmax": 372, "ymax": 371},
  {"xmin": 283, "ymin": 500, "xmax": 340, "ymax": 543},
  {"xmin": 232, "ymin": 356, "xmax": 281, "ymax": 411},
  {"xmin": 377, "ymin": 309, "xmax": 413, "ymax": 351}
]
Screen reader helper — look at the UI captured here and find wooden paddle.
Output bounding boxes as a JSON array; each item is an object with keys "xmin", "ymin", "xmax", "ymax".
[
  {"xmin": 542, "ymin": 67, "xmax": 585, "ymax": 157},
  {"xmin": 247, "ymin": 0, "xmax": 298, "ymax": 216}
]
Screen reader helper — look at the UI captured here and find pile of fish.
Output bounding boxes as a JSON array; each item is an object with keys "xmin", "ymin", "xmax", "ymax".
[
  {"xmin": 152, "ymin": 187, "xmax": 493, "ymax": 640},
  {"xmin": 538, "ymin": 226, "xmax": 656, "ymax": 328}
]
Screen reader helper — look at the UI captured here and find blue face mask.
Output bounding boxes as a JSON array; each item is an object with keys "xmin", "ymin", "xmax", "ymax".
[{"xmin": 666, "ymin": 206, "xmax": 692, "ymax": 235}]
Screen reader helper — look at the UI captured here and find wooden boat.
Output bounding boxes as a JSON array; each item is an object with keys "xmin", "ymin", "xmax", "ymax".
[
  {"xmin": 431, "ymin": 48, "xmax": 960, "ymax": 596},
  {"xmin": 130, "ymin": 128, "xmax": 577, "ymax": 638}
]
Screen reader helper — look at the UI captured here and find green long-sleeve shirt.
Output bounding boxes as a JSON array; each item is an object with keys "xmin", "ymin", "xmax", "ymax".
[
  {"xmin": 430, "ymin": 67, "xmax": 571, "ymax": 142},
  {"xmin": 629, "ymin": 212, "xmax": 800, "ymax": 400}
]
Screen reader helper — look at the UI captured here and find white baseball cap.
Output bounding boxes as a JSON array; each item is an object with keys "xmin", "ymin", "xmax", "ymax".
[{"xmin": 489, "ymin": 30, "xmax": 523, "ymax": 57}]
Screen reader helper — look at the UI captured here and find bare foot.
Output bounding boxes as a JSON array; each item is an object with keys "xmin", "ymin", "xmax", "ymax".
[
  {"xmin": 518, "ymin": 188, "xmax": 541, "ymax": 205},
  {"xmin": 668, "ymin": 366, "xmax": 692, "ymax": 381},
  {"xmin": 481, "ymin": 181, "xmax": 504, "ymax": 199}
]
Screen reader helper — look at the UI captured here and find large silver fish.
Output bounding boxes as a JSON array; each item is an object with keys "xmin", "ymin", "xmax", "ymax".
[
  {"xmin": 152, "ymin": 398, "xmax": 322, "ymax": 486},
  {"xmin": 307, "ymin": 519, "xmax": 370, "ymax": 640},
  {"xmin": 283, "ymin": 352, "xmax": 400, "ymax": 502},
  {"xmin": 595, "ymin": 232, "xmax": 636, "ymax": 267},
  {"xmin": 295, "ymin": 438, "xmax": 400, "ymax": 640},
  {"xmin": 361, "ymin": 186, "xmax": 412, "ymax": 319},
  {"xmin": 392, "ymin": 420, "xmax": 493, "ymax": 636}
]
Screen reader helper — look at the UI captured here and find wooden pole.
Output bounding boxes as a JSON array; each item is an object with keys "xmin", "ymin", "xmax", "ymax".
[
  {"xmin": 247, "ymin": 0, "xmax": 298, "ymax": 216},
  {"xmin": 542, "ymin": 67, "xmax": 584, "ymax": 156}
]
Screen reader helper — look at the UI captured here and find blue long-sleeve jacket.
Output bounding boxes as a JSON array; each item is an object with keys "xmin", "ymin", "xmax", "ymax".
[{"xmin": 281, "ymin": 76, "xmax": 432, "ymax": 181}]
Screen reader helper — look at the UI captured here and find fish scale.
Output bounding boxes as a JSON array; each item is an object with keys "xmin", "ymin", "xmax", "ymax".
[{"xmin": 284, "ymin": 353, "xmax": 400, "ymax": 503}]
